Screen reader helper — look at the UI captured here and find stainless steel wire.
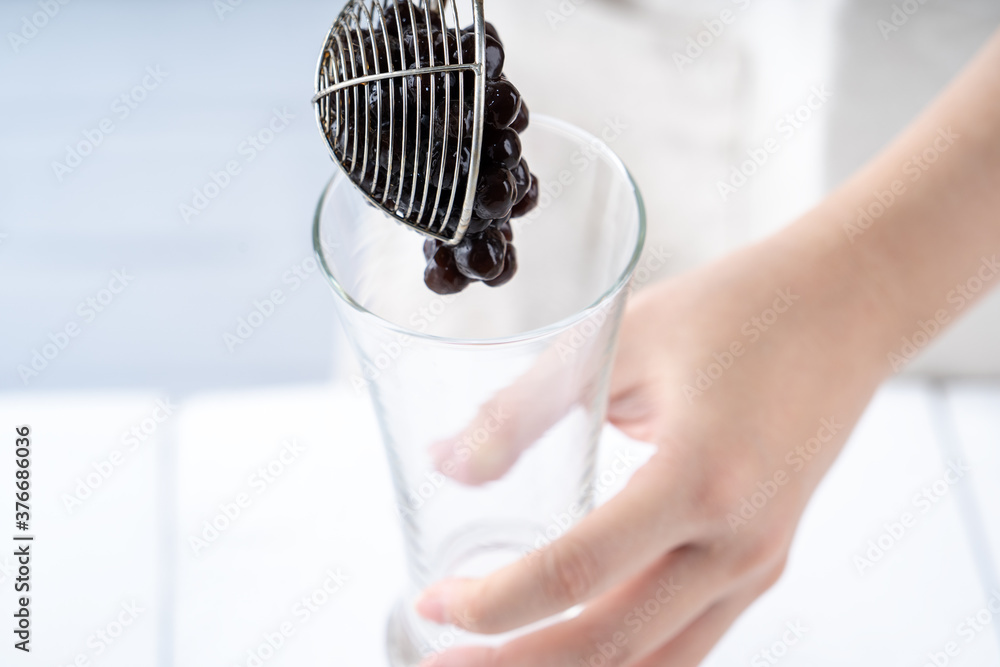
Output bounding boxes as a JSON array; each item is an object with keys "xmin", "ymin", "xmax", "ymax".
[{"xmin": 313, "ymin": 0, "xmax": 487, "ymax": 245}]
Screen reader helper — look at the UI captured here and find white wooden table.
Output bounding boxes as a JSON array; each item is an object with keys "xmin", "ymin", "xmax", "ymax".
[{"xmin": 2, "ymin": 380, "xmax": 998, "ymax": 666}]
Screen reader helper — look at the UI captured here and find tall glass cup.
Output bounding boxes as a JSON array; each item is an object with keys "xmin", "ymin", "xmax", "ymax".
[{"xmin": 314, "ymin": 116, "xmax": 646, "ymax": 665}]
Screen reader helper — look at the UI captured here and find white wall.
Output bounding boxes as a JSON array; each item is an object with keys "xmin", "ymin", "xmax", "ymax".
[{"xmin": 3, "ymin": 0, "xmax": 996, "ymax": 393}]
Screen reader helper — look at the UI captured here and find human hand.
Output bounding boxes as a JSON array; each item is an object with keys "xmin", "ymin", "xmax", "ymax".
[
  {"xmin": 414, "ymin": 229, "xmax": 891, "ymax": 666},
  {"xmin": 414, "ymin": 26, "xmax": 1000, "ymax": 662}
]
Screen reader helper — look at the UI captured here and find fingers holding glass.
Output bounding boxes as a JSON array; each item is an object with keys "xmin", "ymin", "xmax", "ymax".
[
  {"xmin": 417, "ymin": 545, "xmax": 728, "ymax": 667},
  {"xmin": 415, "ymin": 454, "xmax": 702, "ymax": 633}
]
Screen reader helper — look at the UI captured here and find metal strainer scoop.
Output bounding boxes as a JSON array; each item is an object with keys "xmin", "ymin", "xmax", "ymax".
[{"xmin": 312, "ymin": 0, "xmax": 487, "ymax": 245}]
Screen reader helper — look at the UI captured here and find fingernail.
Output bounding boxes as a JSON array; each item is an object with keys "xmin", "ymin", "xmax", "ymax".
[{"xmin": 415, "ymin": 582, "xmax": 453, "ymax": 624}]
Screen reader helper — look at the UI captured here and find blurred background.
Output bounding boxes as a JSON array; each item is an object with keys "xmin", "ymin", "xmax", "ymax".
[{"xmin": 2, "ymin": 0, "xmax": 999, "ymax": 665}]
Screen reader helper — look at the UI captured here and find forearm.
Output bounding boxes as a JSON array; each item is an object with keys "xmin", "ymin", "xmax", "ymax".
[{"xmin": 784, "ymin": 28, "xmax": 1000, "ymax": 374}]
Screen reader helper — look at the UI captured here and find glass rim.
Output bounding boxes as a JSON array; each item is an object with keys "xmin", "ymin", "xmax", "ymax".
[{"xmin": 313, "ymin": 114, "xmax": 648, "ymax": 346}]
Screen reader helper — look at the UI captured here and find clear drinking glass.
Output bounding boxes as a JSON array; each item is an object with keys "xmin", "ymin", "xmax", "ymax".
[{"xmin": 314, "ymin": 116, "xmax": 645, "ymax": 665}]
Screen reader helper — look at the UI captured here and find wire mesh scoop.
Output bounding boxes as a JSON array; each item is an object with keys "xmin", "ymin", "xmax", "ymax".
[{"xmin": 312, "ymin": 0, "xmax": 488, "ymax": 245}]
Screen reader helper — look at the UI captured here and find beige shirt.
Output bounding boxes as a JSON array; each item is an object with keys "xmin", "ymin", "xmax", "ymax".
[{"xmin": 494, "ymin": 0, "xmax": 1000, "ymax": 374}]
